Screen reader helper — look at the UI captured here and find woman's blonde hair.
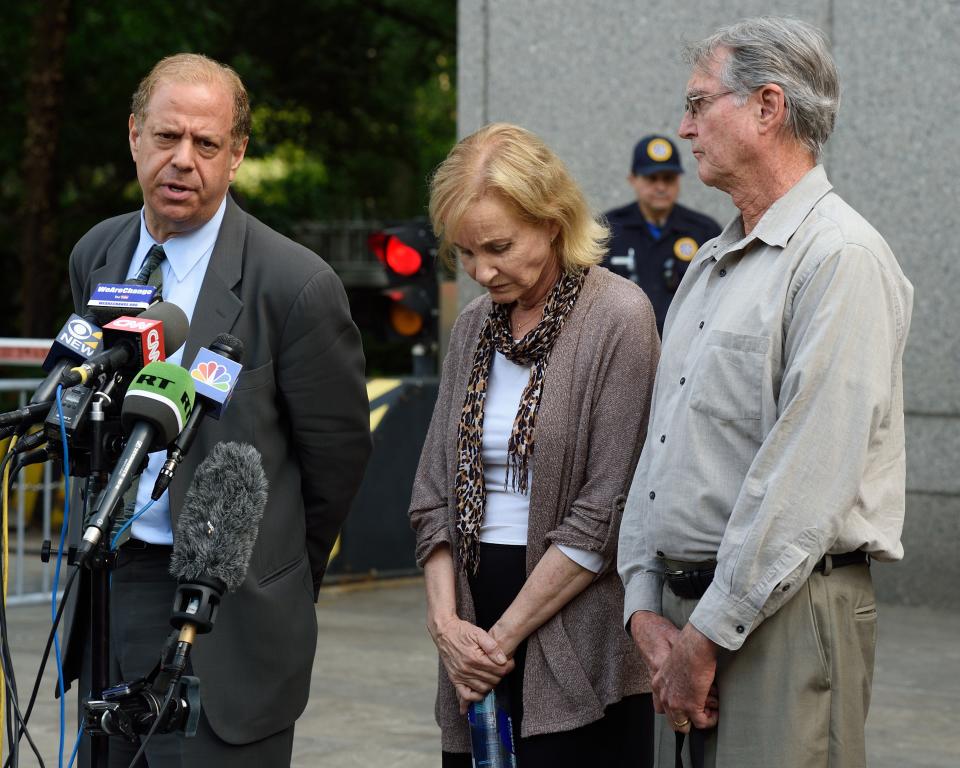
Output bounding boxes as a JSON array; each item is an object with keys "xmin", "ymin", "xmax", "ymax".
[{"xmin": 428, "ymin": 123, "xmax": 608, "ymax": 272}]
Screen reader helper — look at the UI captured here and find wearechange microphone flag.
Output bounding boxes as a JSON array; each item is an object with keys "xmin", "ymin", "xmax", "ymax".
[
  {"xmin": 87, "ymin": 283, "xmax": 158, "ymax": 324},
  {"xmin": 170, "ymin": 442, "xmax": 267, "ymax": 592},
  {"xmin": 78, "ymin": 361, "xmax": 196, "ymax": 561}
]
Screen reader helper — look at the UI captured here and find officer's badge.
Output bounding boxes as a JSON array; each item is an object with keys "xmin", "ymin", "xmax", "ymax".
[
  {"xmin": 673, "ymin": 237, "xmax": 698, "ymax": 262},
  {"xmin": 647, "ymin": 138, "xmax": 674, "ymax": 163}
]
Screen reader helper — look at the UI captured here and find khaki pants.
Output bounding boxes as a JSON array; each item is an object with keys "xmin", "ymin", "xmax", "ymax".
[{"xmin": 657, "ymin": 564, "xmax": 877, "ymax": 768}]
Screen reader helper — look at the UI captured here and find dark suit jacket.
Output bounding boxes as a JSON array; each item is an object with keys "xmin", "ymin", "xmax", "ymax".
[{"xmin": 65, "ymin": 195, "xmax": 371, "ymax": 742}]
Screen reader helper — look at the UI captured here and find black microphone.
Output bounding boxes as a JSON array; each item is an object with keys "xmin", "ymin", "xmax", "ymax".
[
  {"xmin": 60, "ymin": 302, "xmax": 189, "ymax": 389},
  {"xmin": 0, "ymin": 401, "xmax": 55, "ymax": 429},
  {"xmin": 77, "ymin": 361, "xmax": 197, "ymax": 563},
  {"xmin": 164, "ymin": 442, "xmax": 267, "ymax": 675},
  {"xmin": 151, "ymin": 333, "xmax": 245, "ymax": 500},
  {"xmin": 26, "ymin": 314, "xmax": 103, "ymax": 408}
]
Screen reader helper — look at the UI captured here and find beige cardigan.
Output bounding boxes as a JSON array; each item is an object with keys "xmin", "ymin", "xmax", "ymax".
[{"xmin": 409, "ymin": 266, "xmax": 660, "ymax": 751}]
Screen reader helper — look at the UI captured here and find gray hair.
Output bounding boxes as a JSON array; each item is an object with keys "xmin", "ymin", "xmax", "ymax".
[{"xmin": 685, "ymin": 16, "xmax": 840, "ymax": 160}]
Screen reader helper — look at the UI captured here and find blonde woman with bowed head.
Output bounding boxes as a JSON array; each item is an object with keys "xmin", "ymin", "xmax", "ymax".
[{"xmin": 409, "ymin": 123, "xmax": 660, "ymax": 767}]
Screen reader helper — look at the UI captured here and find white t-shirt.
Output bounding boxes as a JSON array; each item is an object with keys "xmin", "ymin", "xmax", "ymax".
[{"xmin": 479, "ymin": 351, "xmax": 603, "ymax": 573}]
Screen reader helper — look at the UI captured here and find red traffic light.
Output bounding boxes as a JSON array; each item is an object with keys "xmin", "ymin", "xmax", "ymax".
[{"xmin": 367, "ymin": 233, "xmax": 423, "ymax": 276}]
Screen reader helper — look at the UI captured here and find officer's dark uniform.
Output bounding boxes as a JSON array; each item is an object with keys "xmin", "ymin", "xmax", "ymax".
[
  {"xmin": 603, "ymin": 201, "xmax": 721, "ymax": 335},
  {"xmin": 602, "ymin": 134, "xmax": 721, "ymax": 336}
]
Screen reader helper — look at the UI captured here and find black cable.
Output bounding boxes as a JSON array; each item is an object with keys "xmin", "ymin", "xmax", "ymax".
[
  {"xmin": 124, "ymin": 681, "xmax": 177, "ymax": 768},
  {"xmin": 0, "ymin": 588, "xmax": 20, "ymax": 768},
  {"xmin": 1, "ymin": 566, "xmax": 79, "ymax": 768},
  {"xmin": 0, "ymin": 448, "xmax": 19, "ymax": 766},
  {"xmin": 3, "ymin": 674, "xmax": 43, "ymax": 768}
]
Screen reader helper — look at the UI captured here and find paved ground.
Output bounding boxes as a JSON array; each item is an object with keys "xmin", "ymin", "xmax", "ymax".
[{"xmin": 4, "ymin": 577, "xmax": 959, "ymax": 767}]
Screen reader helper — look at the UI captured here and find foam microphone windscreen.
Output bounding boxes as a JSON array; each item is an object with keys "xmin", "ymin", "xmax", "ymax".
[{"xmin": 169, "ymin": 442, "xmax": 268, "ymax": 592}]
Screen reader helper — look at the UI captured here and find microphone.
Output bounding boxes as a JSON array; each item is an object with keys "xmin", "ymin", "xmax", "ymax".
[
  {"xmin": 151, "ymin": 334, "xmax": 245, "ymax": 500},
  {"xmin": 165, "ymin": 442, "xmax": 267, "ymax": 675},
  {"xmin": 26, "ymin": 314, "xmax": 104, "ymax": 408},
  {"xmin": 86, "ymin": 282, "xmax": 160, "ymax": 325},
  {"xmin": 61, "ymin": 302, "xmax": 189, "ymax": 388},
  {"xmin": 77, "ymin": 361, "xmax": 196, "ymax": 563},
  {"xmin": 0, "ymin": 401, "xmax": 55, "ymax": 429}
]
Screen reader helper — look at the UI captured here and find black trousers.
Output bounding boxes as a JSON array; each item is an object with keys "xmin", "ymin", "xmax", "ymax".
[{"xmin": 443, "ymin": 542, "xmax": 653, "ymax": 768}]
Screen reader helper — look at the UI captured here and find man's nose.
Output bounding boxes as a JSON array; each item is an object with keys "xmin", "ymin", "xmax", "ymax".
[
  {"xmin": 171, "ymin": 139, "xmax": 195, "ymax": 170},
  {"xmin": 678, "ymin": 113, "xmax": 695, "ymax": 139}
]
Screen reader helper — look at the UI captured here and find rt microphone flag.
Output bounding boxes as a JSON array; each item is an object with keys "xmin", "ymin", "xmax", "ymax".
[{"xmin": 78, "ymin": 361, "xmax": 197, "ymax": 562}]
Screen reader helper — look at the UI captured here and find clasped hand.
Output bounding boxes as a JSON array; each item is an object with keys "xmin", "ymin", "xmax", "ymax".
[
  {"xmin": 431, "ymin": 616, "xmax": 514, "ymax": 714},
  {"xmin": 630, "ymin": 612, "xmax": 720, "ymax": 733}
]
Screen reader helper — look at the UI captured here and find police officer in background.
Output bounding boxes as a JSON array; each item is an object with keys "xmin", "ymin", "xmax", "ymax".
[{"xmin": 603, "ymin": 135, "xmax": 720, "ymax": 336}]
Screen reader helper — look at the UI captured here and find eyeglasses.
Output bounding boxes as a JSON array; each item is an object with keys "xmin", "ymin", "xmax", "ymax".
[{"xmin": 683, "ymin": 90, "xmax": 735, "ymax": 119}]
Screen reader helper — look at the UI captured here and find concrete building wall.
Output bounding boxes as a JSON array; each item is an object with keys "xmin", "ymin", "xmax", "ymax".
[{"xmin": 456, "ymin": 0, "xmax": 960, "ymax": 606}]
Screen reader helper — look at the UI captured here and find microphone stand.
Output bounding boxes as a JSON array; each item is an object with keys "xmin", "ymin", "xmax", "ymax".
[
  {"xmin": 80, "ymin": 377, "xmax": 128, "ymax": 768},
  {"xmin": 87, "ymin": 389, "xmax": 114, "ymax": 768}
]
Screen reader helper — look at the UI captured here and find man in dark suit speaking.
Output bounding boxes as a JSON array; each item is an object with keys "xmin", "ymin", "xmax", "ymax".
[{"xmin": 65, "ymin": 53, "xmax": 371, "ymax": 766}]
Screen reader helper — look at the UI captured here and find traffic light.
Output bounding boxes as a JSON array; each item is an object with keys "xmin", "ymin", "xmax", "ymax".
[{"xmin": 367, "ymin": 220, "xmax": 439, "ymax": 375}]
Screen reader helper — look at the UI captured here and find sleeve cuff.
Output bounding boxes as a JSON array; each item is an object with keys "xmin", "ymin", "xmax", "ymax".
[
  {"xmin": 556, "ymin": 543, "xmax": 604, "ymax": 573},
  {"xmin": 688, "ymin": 545, "xmax": 812, "ymax": 650},
  {"xmin": 622, "ymin": 571, "xmax": 663, "ymax": 630},
  {"xmin": 414, "ymin": 520, "xmax": 453, "ymax": 569}
]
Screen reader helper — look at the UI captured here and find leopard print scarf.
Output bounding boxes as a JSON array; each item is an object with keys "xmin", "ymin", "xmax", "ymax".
[{"xmin": 455, "ymin": 268, "xmax": 587, "ymax": 575}]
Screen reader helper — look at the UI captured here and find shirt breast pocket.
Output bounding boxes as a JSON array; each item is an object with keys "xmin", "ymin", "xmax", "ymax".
[{"xmin": 689, "ymin": 331, "xmax": 768, "ymax": 422}]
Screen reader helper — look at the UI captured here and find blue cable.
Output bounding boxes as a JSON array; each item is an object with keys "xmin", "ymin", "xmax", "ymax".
[
  {"xmin": 67, "ymin": 724, "xmax": 82, "ymax": 768},
  {"xmin": 53, "ymin": 385, "xmax": 70, "ymax": 768},
  {"xmin": 110, "ymin": 499, "xmax": 154, "ymax": 551}
]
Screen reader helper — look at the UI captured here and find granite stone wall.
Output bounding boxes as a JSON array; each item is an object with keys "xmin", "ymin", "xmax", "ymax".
[{"xmin": 456, "ymin": 0, "xmax": 960, "ymax": 606}]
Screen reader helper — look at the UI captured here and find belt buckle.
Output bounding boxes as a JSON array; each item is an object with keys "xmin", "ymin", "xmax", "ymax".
[{"xmin": 123, "ymin": 538, "xmax": 149, "ymax": 551}]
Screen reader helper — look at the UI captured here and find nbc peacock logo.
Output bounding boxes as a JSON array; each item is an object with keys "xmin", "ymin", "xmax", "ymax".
[{"xmin": 191, "ymin": 361, "xmax": 232, "ymax": 392}]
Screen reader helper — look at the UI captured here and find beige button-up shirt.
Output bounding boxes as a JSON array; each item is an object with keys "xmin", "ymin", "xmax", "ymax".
[{"xmin": 618, "ymin": 166, "xmax": 913, "ymax": 650}]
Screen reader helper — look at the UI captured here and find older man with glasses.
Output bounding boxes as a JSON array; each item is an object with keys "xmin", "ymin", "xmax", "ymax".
[{"xmin": 618, "ymin": 16, "xmax": 913, "ymax": 768}]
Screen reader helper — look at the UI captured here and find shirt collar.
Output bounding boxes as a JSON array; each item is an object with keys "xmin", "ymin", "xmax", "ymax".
[
  {"xmin": 690, "ymin": 165, "xmax": 833, "ymax": 269},
  {"xmin": 136, "ymin": 196, "xmax": 228, "ymax": 282},
  {"xmin": 747, "ymin": 165, "xmax": 833, "ymax": 248}
]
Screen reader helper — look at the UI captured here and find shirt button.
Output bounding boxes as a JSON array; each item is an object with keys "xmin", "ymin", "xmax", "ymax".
[
  {"xmin": 656, "ymin": 550, "xmax": 665, "ymax": 557},
  {"xmin": 649, "ymin": 491, "xmax": 656, "ymax": 500},
  {"xmin": 699, "ymin": 321, "xmax": 704, "ymax": 329},
  {"xmin": 719, "ymin": 268, "xmax": 727, "ymax": 277},
  {"xmin": 782, "ymin": 584, "xmax": 791, "ymax": 592},
  {"xmin": 660, "ymin": 434, "xmax": 666, "ymax": 443},
  {"xmin": 736, "ymin": 625, "xmax": 745, "ymax": 634},
  {"xmin": 679, "ymin": 377, "xmax": 686, "ymax": 386}
]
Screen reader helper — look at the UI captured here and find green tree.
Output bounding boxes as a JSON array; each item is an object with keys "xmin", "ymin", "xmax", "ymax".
[{"xmin": 0, "ymin": 0, "xmax": 455, "ymax": 336}]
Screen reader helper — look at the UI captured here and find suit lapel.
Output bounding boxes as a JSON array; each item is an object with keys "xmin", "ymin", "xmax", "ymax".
[
  {"xmin": 170, "ymin": 195, "xmax": 245, "ymax": 518},
  {"xmin": 86, "ymin": 215, "xmax": 141, "ymax": 300},
  {"xmin": 180, "ymin": 195, "xmax": 245, "ymax": 368}
]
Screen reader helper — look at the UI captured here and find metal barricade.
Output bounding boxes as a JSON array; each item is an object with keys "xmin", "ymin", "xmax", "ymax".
[{"xmin": 1, "ymin": 378, "xmax": 64, "ymax": 606}]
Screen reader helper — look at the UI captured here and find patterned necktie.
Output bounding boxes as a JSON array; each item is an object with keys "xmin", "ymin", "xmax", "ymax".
[
  {"xmin": 133, "ymin": 244, "xmax": 166, "ymax": 291},
  {"xmin": 117, "ymin": 243, "xmax": 167, "ymax": 539}
]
